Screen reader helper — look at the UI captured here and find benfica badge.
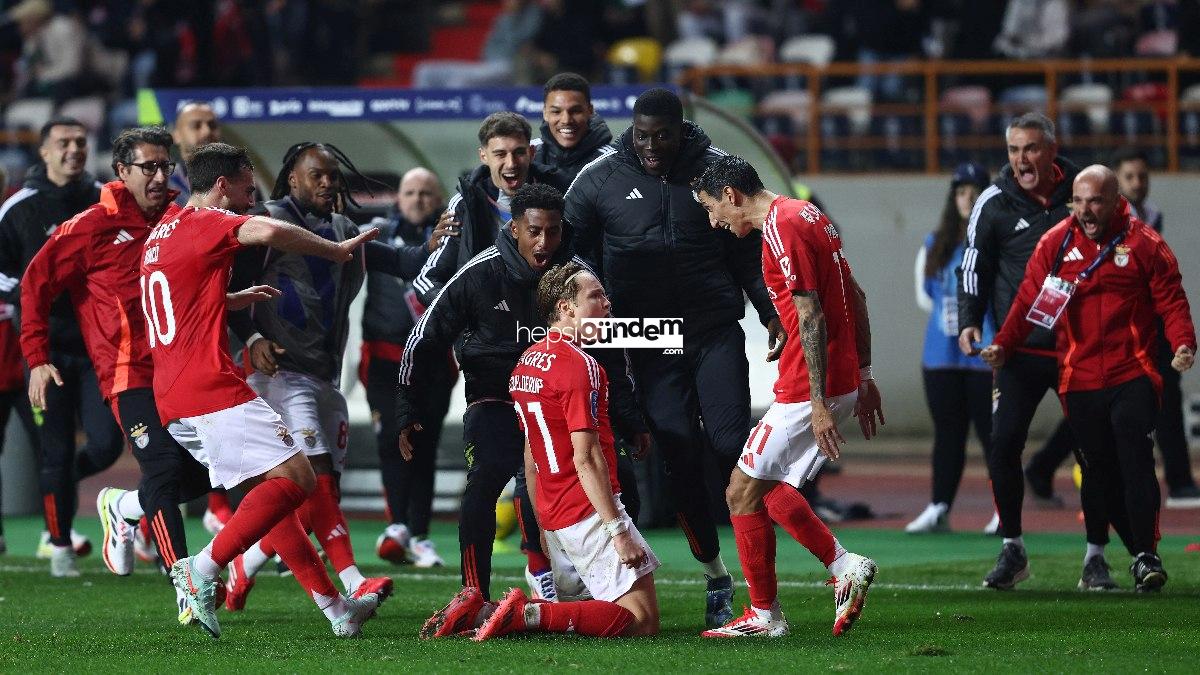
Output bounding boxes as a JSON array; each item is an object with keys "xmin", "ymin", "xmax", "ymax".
[
  {"xmin": 1114, "ymin": 244, "xmax": 1130, "ymax": 268},
  {"xmin": 129, "ymin": 423, "xmax": 150, "ymax": 449}
]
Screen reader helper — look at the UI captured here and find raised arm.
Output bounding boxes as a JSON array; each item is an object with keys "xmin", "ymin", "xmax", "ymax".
[{"xmin": 236, "ymin": 215, "xmax": 377, "ymax": 261}]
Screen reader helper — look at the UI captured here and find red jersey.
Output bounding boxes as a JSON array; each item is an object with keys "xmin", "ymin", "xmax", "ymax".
[
  {"xmin": 140, "ymin": 206, "xmax": 255, "ymax": 423},
  {"xmin": 995, "ymin": 199, "xmax": 1195, "ymax": 394},
  {"xmin": 20, "ymin": 182, "xmax": 179, "ymax": 400},
  {"xmin": 762, "ymin": 196, "xmax": 860, "ymax": 403},
  {"xmin": 509, "ymin": 336, "xmax": 620, "ymax": 531}
]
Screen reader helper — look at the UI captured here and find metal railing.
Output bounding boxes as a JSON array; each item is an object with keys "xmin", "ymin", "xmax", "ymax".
[{"xmin": 679, "ymin": 57, "xmax": 1200, "ymax": 173}]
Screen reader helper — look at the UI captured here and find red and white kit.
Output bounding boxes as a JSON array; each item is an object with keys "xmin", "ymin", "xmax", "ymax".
[
  {"xmin": 140, "ymin": 206, "xmax": 298, "ymax": 488},
  {"xmin": 743, "ymin": 197, "xmax": 862, "ymax": 487},
  {"xmin": 509, "ymin": 336, "xmax": 659, "ymax": 601}
]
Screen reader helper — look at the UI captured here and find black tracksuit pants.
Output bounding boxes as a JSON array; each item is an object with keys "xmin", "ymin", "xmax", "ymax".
[
  {"xmin": 367, "ymin": 355, "xmax": 454, "ymax": 538},
  {"xmin": 628, "ymin": 322, "xmax": 751, "ymax": 565},
  {"xmin": 0, "ymin": 387, "xmax": 38, "ymax": 536},
  {"xmin": 35, "ymin": 353, "xmax": 124, "ymax": 547},
  {"xmin": 1063, "ymin": 376, "xmax": 1161, "ymax": 556},
  {"xmin": 115, "ymin": 387, "xmax": 210, "ymax": 566},
  {"xmin": 922, "ymin": 368, "xmax": 992, "ymax": 506}
]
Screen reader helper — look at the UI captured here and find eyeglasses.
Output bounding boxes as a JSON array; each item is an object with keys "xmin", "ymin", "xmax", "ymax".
[{"xmin": 127, "ymin": 161, "xmax": 176, "ymax": 177}]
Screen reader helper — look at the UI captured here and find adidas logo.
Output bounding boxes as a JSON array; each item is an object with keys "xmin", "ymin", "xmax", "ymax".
[
  {"xmin": 326, "ymin": 524, "xmax": 348, "ymax": 541},
  {"xmin": 493, "ymin": 300, "xmax": 510, "ymax": 312},
  {"xmin": 625, "ymin": 188, "xmax": 644, "ymax": 200},
  {"xmin": 1062, "ymin": 247, "xmax": 1084, "ymax": 262},
  {"xmin": 112, "ymin": 229, "xmax": 135, "ymax": 245},
  {"xmin": 1014, "ymin": 218, "xmax": 1031, "ymax": 231}
]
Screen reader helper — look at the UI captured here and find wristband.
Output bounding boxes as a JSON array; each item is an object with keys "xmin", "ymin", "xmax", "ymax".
[
  {"xmin": 246, "ymin": 332, "xmax": 265, "ymax": 349},
  {"xmin": 859, "ymin": 366, "xmax": 874, "ymax": 381},
  {"xmin": 603, "ymin": 518, "xmax": 628, "ymax": 538}
]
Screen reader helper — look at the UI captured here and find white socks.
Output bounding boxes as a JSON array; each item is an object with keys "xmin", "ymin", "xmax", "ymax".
[
  {"xmin": 1003, "ymin": 536, "xmax": 1025, "ymax": 550},
  {"xmin": 242, "ymin": 541, "xmax": 271, "ymax": 577},
  {"xmin": 314, "ymin": 591, "xmax": 348, "ymax": 621},
  {"xmin": 1085, "ymin": 543, "xmax": 1105, "ymax": 564},
  {"xmin": 701, "ymin": 555, "xmax": 730, "ymax": 580},
  {"xmin": 338, "ymin": 565, "xmax": 366, "ymax": 594},
  {"xmin": 827, "ymin": 546, "xmax": 853, "ymax": 578},
  {"xmin": 193, "ymin": 543, "xmax": 220, "ymax": 580},
  {"xmin": 116, "ymin": 490, "xmax": 144, "ymax": 521},
  {"xmin": 751, "ymin": 600, "xmax": 784, "ymax": 622}
]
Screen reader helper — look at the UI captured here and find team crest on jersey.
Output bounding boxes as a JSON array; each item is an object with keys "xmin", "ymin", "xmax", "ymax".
[
  {"xmin": 590, "ymin": 389, "xmax": 599, "ymax": 424},
  {"xmin": 129, "ymin": 423, "xmax": 149, "ymax": 449},
  {"xmin": 275, "ymin": 425, "xmax": 295, "ymax": 447},
  {"xmin": 1114, "ymin": 245, "xmax": 1130, "ymax": 268},
  {"xmin": 300, "ymin": 428, "xmax": 318, "ymax": 448}
]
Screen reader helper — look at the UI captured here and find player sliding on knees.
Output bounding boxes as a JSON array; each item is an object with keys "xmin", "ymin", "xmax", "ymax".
[
  {"xmin": 694, "ymin": 156, "xmax": 884, "ymax": 638},
  {"xmin": 425, "ymin": 262, "xmax": 660, "ymax": 640},
  {"xmin": 142, "ymin": 142, "xmax": 383, "ymax": 638}
]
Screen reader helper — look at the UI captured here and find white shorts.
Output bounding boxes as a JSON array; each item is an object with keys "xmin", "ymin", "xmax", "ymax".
[
  {"xmin": 248, "ymin": 370, "xmax": 349, "ymax": 473},
  {"xmin": 543, "ymin": 497, "xmax": 660, "ymax": 603},
  {"xmin": 737, "ymin": 391, "xmax": 859, "ymax": 488},
  {"xmin": 168, "ymin": 397, "xmax": 301, "ymax": 490}
]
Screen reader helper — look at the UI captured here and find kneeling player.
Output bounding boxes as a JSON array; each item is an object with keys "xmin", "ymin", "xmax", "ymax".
[
  {"xmin": 695, "ymin": 156, "xmax": 885, "ymax": 638},
  {"xmin": 424, "ymin": 262, "xmax": 660, "ymax": 640}
]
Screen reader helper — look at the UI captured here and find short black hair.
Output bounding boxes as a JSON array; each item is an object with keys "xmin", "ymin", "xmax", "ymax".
[
  {"xmin": 544, "ymin": 72, "xmax": 591, "ymax": 103},
  {"xmin": 40, "ymin": 117, "xmax": 85, "ymax": 143},
  {"xmin": 478, "ymin": 111, "xmax": 532, "ymax": 146},
  {"xmin": 695, "ymin": 155, "xmax": 764, "ymax": 200},
  {"xmin": 633, "ymin": 88, "xmax": 683, "ymax": 122},
  {"xmin": 188, "ymin": 143, "xmax": 253, "ymax": 194},
  {"xmin": 111, "ymin": 126, "xmax": 173, "ymax": 174},
  {"xmin": 511, "ymin": 183, "xmax": 564, "ymax": 221},
  {"xmin": 1110, "ymin": 146, "xmax": 1149, "ymax": 169}
]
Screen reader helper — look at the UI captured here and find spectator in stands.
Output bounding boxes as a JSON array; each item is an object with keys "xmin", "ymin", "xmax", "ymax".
[
  {"xmin": 829, "ymin": 0, "xmax": 932, "ymax": 101},
  {"xmin": 906, "ymin": 162, "xmax": 997, "ymax": 534},
  {"xmin": 412, "ymin": 0, "xmax": 542, "ymax": 88},
  {"xmin": 676, "ymin": 1, "xmax": 762, "ymax": 44},
  {"xmin": 365, "ymin": 167, "xmax": 458, "ymax": 568},
  {"xmin": 993, "ymin": 0, "xmax": 1071, "ymax": 59},
  {"xmin": 170, "ymin": 102, "xmax": 222, "ymax": 205},
  {"xmin": 10, "ymin": 0, "xmax": 89, "ymax": 101}
]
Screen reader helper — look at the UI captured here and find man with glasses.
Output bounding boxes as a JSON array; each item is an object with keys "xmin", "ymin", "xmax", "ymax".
[{"xmin": 21, "ymin": 128, "xmax": 213, "ymax": 621}]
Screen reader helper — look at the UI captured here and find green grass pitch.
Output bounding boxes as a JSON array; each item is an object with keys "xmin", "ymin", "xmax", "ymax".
[{"xmin": 2, "ymin": 515, "xmax": 1198, "ymax": 673}]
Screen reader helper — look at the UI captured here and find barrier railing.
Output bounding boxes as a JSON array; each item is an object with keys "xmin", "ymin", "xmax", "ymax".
[{"xmin": 679, "ymin": 57, "xmax": 1200, "ymax": 173}]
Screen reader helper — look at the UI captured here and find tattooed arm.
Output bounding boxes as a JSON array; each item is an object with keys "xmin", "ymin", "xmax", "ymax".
[{"xmin": 792, "ymin": 291, "xmax": 845, "ymax": 459}]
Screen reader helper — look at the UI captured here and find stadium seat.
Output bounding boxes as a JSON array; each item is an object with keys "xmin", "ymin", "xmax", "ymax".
[
  {"xmin": 940, "ymin": 85, "xmax": 992, "ymax": 131},
  {"xmin": 662, "ymin": 36, "xmax": 718, "ymax": 82},
  {"xmin": 715, "ymin": 35, "xmax": 774, "ymax": 66},
  {"xmin": 1134, "ymin": 30, "xmax": 1178, "ymax": 57},
  {"xmin": 997, "ymin": 85, "xmax": 1047, "ymax": 112},
  {"xmin": 607, "ymin": 37, "xmax": 663, "ymax": 83},
  {"xmin": 779, "ymin": 34, "xmax": 835, "ymax": 67},
  {"xmin": 821, "ymin": 86, "xmax": 872, "ymax": 135},
  {"xmin": 758, "ymin": 90, "xmax": 812, "ymax": 131},
  {"xmin": 1060, "ymin": 83, "xmax": 1113, "ymax": 133},
  {"xmin": 4, "ymin": 98, "xmax": 54, "ymax": 131},
  {"xmin": 57, "ymin": 97, "xmax": 107, "ymax": 133}
]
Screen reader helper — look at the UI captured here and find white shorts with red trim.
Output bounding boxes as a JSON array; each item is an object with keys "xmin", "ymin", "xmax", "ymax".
[
  {"xmin": 248, "ymin": 369, "xmax": 349, "ymax": 473},
  {"xmin": 167, "ymin": 397, "xmax": 301, "ymax": 490},
  {"xmin": 737, "ymin": 391, "xmax": 858, "ymax": 488},
  {"xmin": 543, "ymin": 496, "xmax": 660, "ymax": 603}
]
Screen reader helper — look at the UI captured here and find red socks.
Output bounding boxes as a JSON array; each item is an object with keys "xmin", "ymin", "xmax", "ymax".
[
  {"xmin": 537, "ymin": 601, "xmax": 633, "ymax": 637},
  {"xmin": 207, "ymin": 490, "xmax": 234, "ymax": 520},
  {"xmin": 209, "ymin": 477, "xmax": 306, "ymax": 568},
  {"xmin": 730, "ymin": 510, "xmax": 777, "ymax": 611},
  {"xmin": 764, "ymin": 483, "xmax": 838, "ymax": 566},
  {"xmin": 263, "ymin": 511, "xmax": 340, "ymax": 601},
  {"xmin": 303, "ymin": 473, "xmax": 357, "ymax": 573}
]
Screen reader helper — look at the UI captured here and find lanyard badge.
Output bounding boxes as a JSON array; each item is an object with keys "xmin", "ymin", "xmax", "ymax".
[{"xmin": 1026, "ymin": 276, "xmax": 1075, "ymax": 329}]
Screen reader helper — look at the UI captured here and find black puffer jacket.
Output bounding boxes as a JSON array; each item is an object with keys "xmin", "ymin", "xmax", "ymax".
[
  {"xmin": 397, "ymin": 225, "xmax": 646, "ymax": 440},
  {"xmin": 563, "ymin": 121, "xmax": 775, "ymax": 337},
  {"xmin": 532, "ymin": 116, "xmax": 614, "ymax": 193},
  {"xmin": 958, "ymin": 157, "xmax": 1080, "ymax": 351},
  {"xmin": 0, "ymin": 165, "xmax": 101, "ymax": 355}
]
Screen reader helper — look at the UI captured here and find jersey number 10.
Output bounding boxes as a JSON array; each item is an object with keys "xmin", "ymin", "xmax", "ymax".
[{"xmin": 139, "ymin": 271, "xmax": 177, "ymax": 347}]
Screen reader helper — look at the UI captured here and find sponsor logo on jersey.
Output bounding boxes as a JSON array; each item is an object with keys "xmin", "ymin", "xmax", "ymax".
[
  {"xmin": 493, "ymin": 299, "xmax": 510, "ymax": 312},
  {"xmin": 1062, "ymin": 247, "xmax": 1084, "ymax": 262},
  {"xmin": 112, "ymin": 229, "xmax": 135, "ymax": 245},
  {"xmin": 1015, "ymin": 218, "xmax": 1031, "ymax": 231},
  {"xmin": 625, "ymin": 188, "xmax": 643, "ymax": 200}
]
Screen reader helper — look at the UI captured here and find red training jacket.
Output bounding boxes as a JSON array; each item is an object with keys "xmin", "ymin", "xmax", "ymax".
[
  {"xmin": 995, "ymin": 198, "xmax": 1195, "ymax": 393},
  {"xmin": 20, "ymin": 181, "xmax": 180, "ymax": 400}
]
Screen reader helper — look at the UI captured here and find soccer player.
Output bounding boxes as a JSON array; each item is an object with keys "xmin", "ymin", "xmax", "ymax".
[
  {"xmin": 694, "ymin": 156, "xmax": 882, "ymax": 638},
  {"xmin": 565, "ymin": 88, "xmax": 783, "ymax": 627},
  {"xmin": 20, "ymin": 127, "xmax": 217, "ymax": 587},
  {"xmin": 449, "ymin": 261, "xmax": 660, "ymax": 641},
  {"xmin": 223, "ymin": 142, "xmax": 429, "ymax": 608},
  {"xmin": 532, "ymin": 72, "xmax": 615, "ymax": 192},
  {"xmin": 0, "ymin": 117, "xmax": 122, "ymax": 572},
  {"xmin": 145, "ymin": 142, "xmax": 381, "ymax": 638}
]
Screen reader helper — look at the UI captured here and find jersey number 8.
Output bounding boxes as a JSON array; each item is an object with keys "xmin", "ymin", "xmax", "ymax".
[{"xmin": 139, "ymin": 271, "xmax": 177, "ymax": 347}]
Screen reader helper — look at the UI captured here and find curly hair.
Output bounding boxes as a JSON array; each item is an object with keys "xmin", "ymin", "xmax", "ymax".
[
  {"xmin": 511, "ymin": 183, "xmax": 564, "ymax": 222},
  {"xmin": 537, "ymin": 261, "xmax": 591, "ymax": 326}
]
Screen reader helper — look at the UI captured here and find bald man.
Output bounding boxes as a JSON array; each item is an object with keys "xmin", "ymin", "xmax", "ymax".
[
  {"xmin": 984, "ymin": 165, "xmax": 1195, "ymax": 592},
  {"xmin": 170, "ymin": 103, "xmax": 222, "ymax": 205},
  {"xmin": 364, "ymin": 168, "xmax": 458, "ymax": 568}
]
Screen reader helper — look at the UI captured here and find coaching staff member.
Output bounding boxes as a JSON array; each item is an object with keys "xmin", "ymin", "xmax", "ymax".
[
  {"xmin": 564, "ymin": 88, "xmax": 784, "ymax": 627},
  {"xmin": 982, "ymin": 165, "xmax": 1195, "ymax": 592}
]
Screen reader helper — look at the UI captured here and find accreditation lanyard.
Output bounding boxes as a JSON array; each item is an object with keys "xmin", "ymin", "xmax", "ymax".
[{"xmin": 1026, "ymin": 226, "xmax": 1126, "ymax": 330}]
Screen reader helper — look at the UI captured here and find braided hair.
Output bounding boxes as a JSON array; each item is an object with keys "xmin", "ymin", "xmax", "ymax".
[{"xmin": 270, "ymin": 141, "xmax": 385, "ymax": 212}]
